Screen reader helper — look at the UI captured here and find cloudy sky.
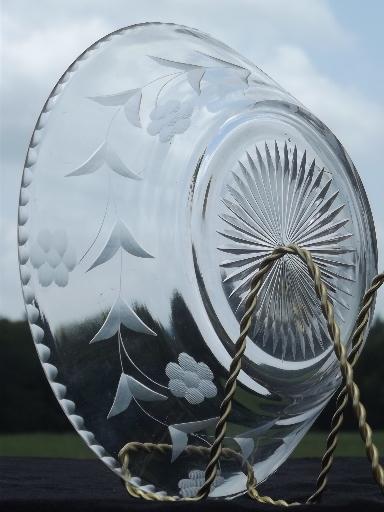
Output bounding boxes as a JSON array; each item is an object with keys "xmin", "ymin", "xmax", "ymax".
[{"xmin": 1, "ymin": 0, "xmax": 383, "ymax": 320}]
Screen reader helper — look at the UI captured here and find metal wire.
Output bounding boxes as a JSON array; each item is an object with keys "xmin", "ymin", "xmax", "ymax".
[
  {"xmin": 118, "ymin": 442, "xmax": 251, "ymax": 501},
  {"xmin": 119, "ymin": 244, "xmax": 384, "ymax": 504}
]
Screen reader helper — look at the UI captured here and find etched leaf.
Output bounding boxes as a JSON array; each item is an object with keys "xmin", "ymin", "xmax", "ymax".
[
  {"xmin": 196, "ymin": 51, "xmax": 251, "ymax": 82},
  {"xmin": 66, "ymin": 143, "xmax": 141, "ymax": 179},
  {"xmin": 124, "ymin": 91, "xmax": 142, "ymax": 127},
  {"xmin": 168, "ymin": 427, "xmax": 188, "ymax": 463},
  {"xmin": 107, "ymin": 373, "xmax": 133, "ymax": 418},
  {"xmin": 90, "ymin": 88, "xmax": 141, "ymax": 107},
  {"xmin": 149, "ymin": 56, "xmax": 205, "ymax": 94},
  {"xmin": 87, "ymin": 219, "xmax": 153, "ymax": 271},
  {"xmin": 187, "ymin": 69, "xmax": 205, "ymax": 94},
  {"xmin": 127, "ymin": 375, "xmax": 167, "ymax": 402},
  {"xmin": 108, "ymin": 373, "xmax": 166, "ymax": 419},
  {"xmin": 169, "ymin": 417, "xmax": 218, "ymax": 462},
  {"xmin": 105, "ymin": 146, "xmax": 141, "ymax": 179},
  {"xmin": 65, "ymin": 142, "xmax": 105, "ymax": 177},
  {"xmin": 233, "ymin": 437, "xmax": 254, "ymax": 460},
  {"xmin": 90, "ymin": 296, "xmax": 156, "ymax": 343},
  {"xmin": 90, "ymin": 87, "xmax": 143, "ymax": 127},
  {"xmin": 149, "ymin": 56, "xmax": 201, "ymax": 71}
]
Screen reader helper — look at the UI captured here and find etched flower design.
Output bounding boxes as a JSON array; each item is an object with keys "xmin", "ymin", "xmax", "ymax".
[
  {"xmin": 165, "ymin": 353, "xmax": 217, "ymax": 404},
  {"xmin": 147, "ymin": 100, "xmax": 193, "ymax": 142},
  {"xmin": 178, "ymin": 469, "xmax": 224, "ymax": 498},
  {"xmin": 30, "ymin": 228, "xmax": 76, "ymax": 287}
]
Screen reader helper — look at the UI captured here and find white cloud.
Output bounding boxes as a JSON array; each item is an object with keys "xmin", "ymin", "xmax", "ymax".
[
  {"xmin": 0, "ymin": 0, "xmax": 382, "ymax": 319},
  {"xmin": 1, "ymin": 14, "xmax": 109, "ymax": 83},
  {"xmin": 261, "ymin": 45, "xmax": 384, "ymax": 163},
  {"xmin": 1, "ymin": 0, "xmax": 353, "ymax": 83}
]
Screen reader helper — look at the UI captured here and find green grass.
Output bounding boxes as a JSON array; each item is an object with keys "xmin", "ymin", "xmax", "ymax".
[
  {"xmin": 1, "ymin": 431, "xmax": 383, "ymax": 459},
  {"xmin": 291, "ymin": 431, "xmax": 384, "ymax": 458},
  {"xmin": 0, "ymin": 433, "xmax": 95, "ymax": 458}
]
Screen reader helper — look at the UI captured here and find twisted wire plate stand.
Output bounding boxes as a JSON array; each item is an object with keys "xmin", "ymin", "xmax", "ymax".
[
  {"xmin": 17, "ymin": 23, "xmax": 381, "ymax": 505},
  {"xmin": 119, "ymin": 244, "xmax": 384, "ymax": 505}
]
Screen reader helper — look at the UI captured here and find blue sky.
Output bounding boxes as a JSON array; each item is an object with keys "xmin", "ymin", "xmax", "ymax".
[
  {"xmin": 318, "ymin": 1, "xmax": 384, "ymax": 100},
  {"xmin": 1, "ymin": 0, "xmax": 383, "ymax": 319}
]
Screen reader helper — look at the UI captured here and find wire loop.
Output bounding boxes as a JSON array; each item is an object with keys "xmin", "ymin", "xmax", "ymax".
[{"xmin": 119, "ymin": 244, "xmax": 384, "ymax": 504}]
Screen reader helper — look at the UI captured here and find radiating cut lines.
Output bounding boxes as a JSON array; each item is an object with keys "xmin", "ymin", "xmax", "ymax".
[{"xmin": 218, "ymin": 141, "xmax": 356, "ymax": 361}]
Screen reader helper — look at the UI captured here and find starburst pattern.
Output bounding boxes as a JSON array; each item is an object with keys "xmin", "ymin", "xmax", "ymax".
[{"xmin": 218, "ymin": 141, "xmax": 356, "ymax": 361}]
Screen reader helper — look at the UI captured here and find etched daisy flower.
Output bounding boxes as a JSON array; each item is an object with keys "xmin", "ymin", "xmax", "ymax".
[
  {"xmin": 147, "ymin": 100, "xmax": 193, "ymax": 142},
  {"xmin": 30, "ymin": 228, "xmax": 76, "ymax": 287},
  {"xmin": 165, "ymin": 353, "xmax": 217, "ymax": 405},
  {"xmin": 178, "ymin": 469, "xmax": 224, "ymax": 498}
]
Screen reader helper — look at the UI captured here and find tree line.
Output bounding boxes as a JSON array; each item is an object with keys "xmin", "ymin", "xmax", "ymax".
[{"xmin": 1, "ymin": 317, "xmax": 383, "ymax": 433}]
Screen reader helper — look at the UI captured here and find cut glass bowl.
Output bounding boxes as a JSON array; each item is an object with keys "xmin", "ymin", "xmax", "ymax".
[{"xmin": 18, "ymin": 23, "xmax": 377, "ymax": 498}]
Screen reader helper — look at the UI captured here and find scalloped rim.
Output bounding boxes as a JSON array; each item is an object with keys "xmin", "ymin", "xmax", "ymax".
[{"xmin": 16, "ymin": 23, "xmax": 182, "ymax": 496}]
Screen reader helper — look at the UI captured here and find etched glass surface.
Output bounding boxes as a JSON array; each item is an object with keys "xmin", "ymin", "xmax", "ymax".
[{"xmin": 18, "ymin": 23, "xmax": 377, "ymax": 498}]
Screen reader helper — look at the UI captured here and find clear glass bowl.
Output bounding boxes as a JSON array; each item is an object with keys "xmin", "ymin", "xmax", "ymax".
[{"xmin": 18, "ymin": 23, "xmax": 377, "ymax": 498}]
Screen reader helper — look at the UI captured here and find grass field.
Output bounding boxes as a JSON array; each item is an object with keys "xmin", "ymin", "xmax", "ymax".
[{"xmin": 1, "ymin": 431, "xmax": 383, "ymax": 459}]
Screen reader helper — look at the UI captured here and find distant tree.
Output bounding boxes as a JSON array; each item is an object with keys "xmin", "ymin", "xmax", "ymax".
[
  {"xmin": 0, "ymin": 319, "xmax": 70, "ymax": 432},
  {"xmin": 314, "ymin": 317, "xmax": 384, "ymax": 430}
]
